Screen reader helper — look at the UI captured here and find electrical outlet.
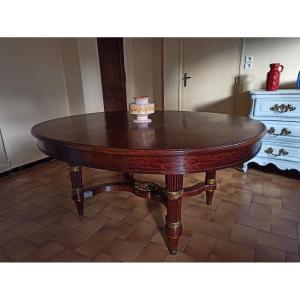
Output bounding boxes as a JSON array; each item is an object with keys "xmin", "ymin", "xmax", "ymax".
[{"xmin": 244, "ymin": 62, "xmax": 253, "ymax": 70}]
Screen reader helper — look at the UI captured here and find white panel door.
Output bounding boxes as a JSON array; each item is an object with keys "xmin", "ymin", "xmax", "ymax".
[{"xmin": 181, "ymin": 38, "xmax": 241, "ymax": 114}]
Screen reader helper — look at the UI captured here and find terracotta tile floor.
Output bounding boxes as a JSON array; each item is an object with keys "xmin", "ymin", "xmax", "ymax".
[{"xmin": 0, "ymin": 159, "xmax": 300, "ymax": 262}]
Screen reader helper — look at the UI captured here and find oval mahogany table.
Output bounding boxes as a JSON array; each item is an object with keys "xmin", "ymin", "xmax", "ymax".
[{"xmin": 32, "ymin": 111, "xmax": 266, "ymax": 254}]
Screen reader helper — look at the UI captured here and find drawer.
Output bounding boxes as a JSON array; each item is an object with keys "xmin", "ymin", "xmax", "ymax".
[
  {"xmin": 253, "ymin": 98, "xmax": 300, "ymax": 118},
  {"xmin": 257, "ymin": 142, "xmax": 300, "ymax": 163},
  {"xmin": 263, "ymin": 120, "xmax": 300, "ymax": 142}
]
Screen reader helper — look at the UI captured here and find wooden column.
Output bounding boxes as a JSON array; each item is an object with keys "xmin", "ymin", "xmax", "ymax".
[
  {"xmin": 165, "ymin": 174, "xmax": 183, "ymax": 255},
  {"xmin": 69, "ymin": 165, "xmax": 84, "ymax": 215},
  {"xmin": 205, "ymin": 170, "xmax": 216, "ymax": 205}
]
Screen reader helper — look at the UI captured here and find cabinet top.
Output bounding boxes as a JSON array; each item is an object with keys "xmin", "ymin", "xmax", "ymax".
[{"xmin": 250, "ymin": 89, "xmax": 300, "ymax": 95}]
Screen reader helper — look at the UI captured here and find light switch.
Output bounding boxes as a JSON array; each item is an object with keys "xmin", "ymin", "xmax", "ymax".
[
  {"xmin": 245, "ymin": 56, "xmax": 254, "ymax": 63},
  {"xmin": 244, "ymin": 56, "xmax": 254, "ymax": 69}
]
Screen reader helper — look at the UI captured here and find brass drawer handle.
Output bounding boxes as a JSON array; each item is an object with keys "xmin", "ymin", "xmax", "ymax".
[
  {"xmin": 264, "ymin": 147, "xmax": 289, "ymax": 157},
  {"xmin": 270, "ymin": 104, "xmax": 296, "ymax": 113},
  {"xmin": 266, "ymin": 127, "xmax": 292, "ymax": 136}
]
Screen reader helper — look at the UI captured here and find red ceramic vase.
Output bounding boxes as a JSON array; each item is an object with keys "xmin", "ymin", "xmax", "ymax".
[{"xmin": 266, "ymin": 63, "xmax": 284, "ymax": 91}]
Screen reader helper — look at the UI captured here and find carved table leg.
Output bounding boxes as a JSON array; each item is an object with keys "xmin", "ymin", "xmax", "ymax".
[
  {"xmin": 123, "ymin": 172, "xmax": 134, "ymax": 184},
  {"xmin": 165, "ymin": 174, "xmax": 183, "ymax": 255},
  {"xmin": 69, "ymin": 165, "xmax": 84, "ymax": 215},
  {"xmin": 205, "ymin": 170, "xmax": 216, "ymax": 205}
]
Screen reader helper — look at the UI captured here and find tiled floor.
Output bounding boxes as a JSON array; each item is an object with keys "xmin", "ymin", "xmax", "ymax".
[{"xmin": 0, "ymin": 159, "xmax": 300, "ymax": 262}]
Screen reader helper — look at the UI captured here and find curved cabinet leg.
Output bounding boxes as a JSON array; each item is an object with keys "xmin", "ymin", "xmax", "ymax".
[
  {"xmin": 205, "ymin": 170, "xmax": 216, "ymax": 205},
  {"xmin": 165, "ymin": 174, "xmax": 183, "ymax": 255},
  {"xmin": 69, "ymin": 165, "xmax": 84, "ymax": 215},
  {"xmin": 242, "ymin": 163, "xmax": 248, "ymax": 173}
]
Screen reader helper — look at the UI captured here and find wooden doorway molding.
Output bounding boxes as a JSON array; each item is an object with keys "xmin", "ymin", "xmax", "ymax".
[{"xmin": 97, "ymin": 38, "xmax": 127, "ymax": 112}]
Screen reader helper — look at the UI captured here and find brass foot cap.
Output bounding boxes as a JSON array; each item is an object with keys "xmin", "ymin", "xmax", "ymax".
[{"xmin": 170, "ymin": 250, "xmax": 177, "ymax": 255}]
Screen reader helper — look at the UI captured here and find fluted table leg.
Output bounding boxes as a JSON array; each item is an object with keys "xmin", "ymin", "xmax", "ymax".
[
  {"xmin": 205, "ymin": 170, "xmax": 216, "ymax": 205},
  {"xmin": 165, "ymin": 174, "xmax": 183, "ymax": 255},
  {"xmin": 123, "ymin": 172, "xmax": 134, "ymax": 184},
  {"xmin": 69, "ymin": 165, "xmax": 84, "ymax": 215}
]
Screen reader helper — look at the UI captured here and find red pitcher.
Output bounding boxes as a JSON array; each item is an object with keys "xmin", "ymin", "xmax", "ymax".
[{"xmin": 266, "ymin": 63, "xmax": 284, "ymax": 91}]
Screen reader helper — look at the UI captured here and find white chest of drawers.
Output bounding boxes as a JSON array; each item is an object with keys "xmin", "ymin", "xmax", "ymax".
[{"xmin": 243, "ymin": 89, "xmax": 300, "ymax": 173}]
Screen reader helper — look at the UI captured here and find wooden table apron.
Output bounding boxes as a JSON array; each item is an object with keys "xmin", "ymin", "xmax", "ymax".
[{"xmin": 32, "ymin": 111, "xmax": 266, "ymax": 255}]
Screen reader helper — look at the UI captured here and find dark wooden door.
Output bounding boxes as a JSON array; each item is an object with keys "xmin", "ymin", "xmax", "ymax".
[{"xmin": 97, "ymin": 38, "xmax": 127, "ymax": 112}]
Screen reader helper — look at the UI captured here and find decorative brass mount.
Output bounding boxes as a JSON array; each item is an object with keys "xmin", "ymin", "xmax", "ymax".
[
  {"xmin": 70, "ymin": 165, "xmax": 81, "ymax": 172},
  {"xmin": 133, "ymin": 179, "xmax": 184, "ymax": 200},
  {"xmin": 264, "ymin": 147, "xmax": 289, "ymax": 157},
  {"xmin": 267, "ymin": 127, "xmax": 291, "ymax": 136},
  {"xmin": 134, "ymin": 180, "xmax": 160, "ymax": 193},
  {"xmin": 166, "ymin": 221, "xmax": 182, "ymax": 230},
  {"xmin": 165, "ymin": 190, "xmax": 183, "ymax": 200},
  {"xmin": 72, "ymin": 187, "xmax": 83, "ymax": 201},
  {"xmin": 270, "ymin": 104, "xmax": 296, "ymax": 113},
  {"xmin": 206, "ymin": 178, "xmax": 216, "ymax": 185}
]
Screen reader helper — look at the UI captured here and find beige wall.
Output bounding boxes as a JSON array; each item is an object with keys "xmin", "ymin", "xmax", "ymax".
[
  {"xmin": 0, "ymin": 38, "xmax": 71, "ymax": 170},
  {"xmin": 164, "ymin": 38, "xmax": 300, "ymax": 116},
  {"xmin": 77, "ymin": 38, "xmax": 104, "ymax": 113},
  {"xmin": 0, "ymin": 129, "xmax": 8, "ymax": 172},
  {"xmin": 61, "ymin": 38, "xmax": 104, "ymax": 115},
  {"xmin": 61, "ymin": 38, "xmax": 85, "ymax": 115},
  {"xmin": 236, "ymin": 38, "xmax": 300, "ymax": 115},
  {"xmin": 0, "ymin": 38, "xmax": 105, "ymax": 172},
  {"xmin": 124, "ymin": 38, "xmax": 163, "ymax": 110}
]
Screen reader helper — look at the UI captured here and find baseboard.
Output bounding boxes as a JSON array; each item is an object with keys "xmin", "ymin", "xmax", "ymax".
[
  {"xmin": 0, "ymin": 157, "xmax": 53, "ymax": 177},
  {"xmin": 0, "ymin": 162, "xmax": 11, "ymax": 173}
]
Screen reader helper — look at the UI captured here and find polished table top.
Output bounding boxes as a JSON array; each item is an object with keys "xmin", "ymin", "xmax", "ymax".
[
  {"xmin": 32, "ymin": 111, "xmax": 265, "ymax": 174},
  {"xmin": 32, "ymin": 111, "xmax": 265, "ymax": 152}
]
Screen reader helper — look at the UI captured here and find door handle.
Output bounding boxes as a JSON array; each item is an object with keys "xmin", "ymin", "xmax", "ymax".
[
  {"xmin": 264, "ymin": 147, "xmax": 289, "ymax": 157},
  {"xmin": 182, "ymin": 73, "xmax": 192, "ymax": 87},
  {"xmin": 267, "ymin": 127, "xmax": 292, "ymax": 136}
]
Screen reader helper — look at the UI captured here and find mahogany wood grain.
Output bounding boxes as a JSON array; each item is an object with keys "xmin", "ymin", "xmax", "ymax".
[
  {"xmin": 165, "ymin": 174, "xmax": 183, "ymax": 254},
  {"xmin": 32, "ymin": 111, "xmax": 265, "ymax": 174},
  {"xmin": 205, "ymin": 170, "xmax": 216, "ymax": 205},
  {"xmin": 32, "ymin": 111, "xmax": 266, "ymax": 253},
  {"xmin": 69, "ymin": 165, "xmax": 84, "ymax": 215},
  {"xmin": 97, "ymin": 38, "xmax": 127, "ymax": 112}
]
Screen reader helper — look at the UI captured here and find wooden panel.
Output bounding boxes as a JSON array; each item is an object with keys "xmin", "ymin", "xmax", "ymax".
[{"xmin": 97, "ymin": 38, "xmax": 127, "ymax": 112}]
